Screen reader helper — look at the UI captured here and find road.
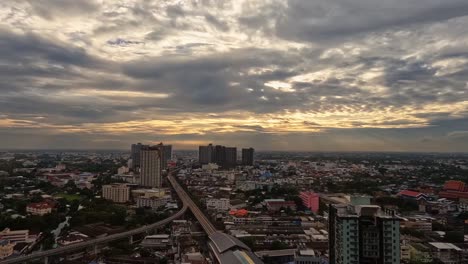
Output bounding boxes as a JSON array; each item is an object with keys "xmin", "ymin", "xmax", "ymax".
[
  {"xmin": 167, "ymin": 174, "xmax": 217, "ymax": 236},
  {"xmin": 1, "ymin": 170, "xmax": 188, "ymax": 264}
]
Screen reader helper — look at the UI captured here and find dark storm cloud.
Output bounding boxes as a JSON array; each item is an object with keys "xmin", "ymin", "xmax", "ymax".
[
  {"xmin": 271, "ymin": 0, "xmax": 468, "ymax": 42},
  {"xmin": 121, "ymin": 48, "xmax": 308, "ymax": 111},
  {"xmin": 0, "ymin": 28, "xmax": 104, "ymax": 69}
]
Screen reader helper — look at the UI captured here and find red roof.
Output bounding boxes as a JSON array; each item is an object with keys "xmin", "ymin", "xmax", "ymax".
[
  {"xmin": 439, "ymin": 191, "xmax": 468, "ymax": 200},
  {"xmin": 443, "ymin": 180, "xmax": 466, "ymax": 192},
  {"xmin": 398, "ymin": 190, "xmax": 425, "ymax": 198},
  {"xmin": 27, "ymin": 202, "xmax": 53, "ymax": 210}
]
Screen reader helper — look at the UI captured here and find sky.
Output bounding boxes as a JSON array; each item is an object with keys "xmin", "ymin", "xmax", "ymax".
[{"xmin": 0, "ymin": 0, "xmax": 468, "ymax": 152}]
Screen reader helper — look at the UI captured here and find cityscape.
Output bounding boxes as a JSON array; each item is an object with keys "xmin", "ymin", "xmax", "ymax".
[
  {"xmin": 1, "ymin": 147, "xmax": 468, "ymax": 263},
  {"xmin": 1, "ymin": 1, "xmax": 468, "ymax": 264}
]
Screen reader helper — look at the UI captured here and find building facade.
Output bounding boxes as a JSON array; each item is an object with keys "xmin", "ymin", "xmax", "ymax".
[
  {"xmin": 102, "ymin": 184, "xmax": 130, "ymax": 203},
  {"xmin": 242, "ymin": 148, "xmax": 254, "ymax": 166},
  {"xmin": 329, "ymin": 204, "xmax": 400, "ymax": 264},
  {"xmin": 206, "ymin": 198, "xmax": 231, "ymax": 211},
  {"xmin": 199, "ymin": 144, "xmax": 214, "ymax": 164},
  {"xmin": 140, "ymin": 146, "xmax": 163, "ymax": 188},
  {"xmin": 26, "ymin": 202, "xmax": 53, "ymax": 216},
  {"xmin": 131, "ymin": 143, "xmax": 147, "ymax": 170},
  {"xmin": 225, "ymin": 147, "xmax": 237, "ymax": 167},
  {"xmin": 300, "ymin": 191, "xmax": 320, "ymax": 213},
  {"xmin": 162, "ymin": 144, "xmax": 172, "ymax": 169},
  {"xmin": 136, "ymin": 196, "xmax": 171, "ymax": 210}
]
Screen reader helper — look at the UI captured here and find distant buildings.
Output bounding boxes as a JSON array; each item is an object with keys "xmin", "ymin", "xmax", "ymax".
[
  {"xmin": 225, "ymin": 147, "xmax": 237, "ymax": 167},
  {"xmin": 131, "ymin": 143, "xmax": 147, "ymax": 171},
  {"xmin": 242, "ymin": 148, "xmax": 254, "ymax": 166},
  {"xmin": 102, "ymin": 184, "xmax": 130, "ymax": 203},
  {"xmin": 199, "ymin": 144, "xmax": 214, "ymax": 164},
  {"xmin": 161, "ymin": 144, "xmax": 172, "ymax": 169},
  {"xmin": 26, "ymin": 202, "xmax": 53, "ymax": 216},
  {"xmin": 140, "ymin": 146, "xmax": 163, "ymax": 188},
  {"xmin": 300, "ymin": 191, "xmax": 320, "ymax": 213},
  {"xmin": 199, "ymin": 144, "xmax": 253, "ymax": 167},
  {"xmin": 329, "ymin": 204, "xmax": 400, "ymax": 264}
]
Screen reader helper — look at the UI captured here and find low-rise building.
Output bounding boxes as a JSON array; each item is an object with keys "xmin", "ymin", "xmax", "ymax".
[
  {"xmin": 0, "ymin": 229, "xmax": 33, "ymax": 243},
  {"xmin": 266, "ymin": 200, "xmax": 297, "ymax": 212},
  {"xmin": 141, "ymin": 234, "xmax": 171, "ymax": 249},
  {"xmin": 428, "ymin": 242, "xmax": 462, "ymax": 264},
  {"xmin": 136, "ymin": 196, "xmax": 171, "ymax": 210},
  {"xmin": 402, "ymin": 219, "xmax": 432, "ymax": 233},
  {"xmin": 26, "ymin": 202, "xmax": 53, "ymax": 216},
  {"xmin": 294, "ymin": 249, "xmax": 327, "ymax": 264},
  {"xmin": 0, "ymin": 240, "xmax": 14, "ymax": 259},
  {"xmin": 206, "ymin": 198, "xmax": 230, "ymax": 211},
  {"xmin": 131, "ymin": 188, "xmax": 167, "ymax": 200},
  {"xmin": 102, "ymin": 184, "xmax": 130, "ymax": 203}
]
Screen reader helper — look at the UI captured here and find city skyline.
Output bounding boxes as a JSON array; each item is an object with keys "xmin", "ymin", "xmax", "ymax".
[{"xmin": 1, "ymin": 1, "xmax": 468, "ymax": 152}]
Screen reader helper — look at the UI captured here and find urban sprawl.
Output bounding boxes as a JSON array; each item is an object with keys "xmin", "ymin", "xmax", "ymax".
[{"xmin": 1, "ymin": 145, "xmax": 468, "ymax": 264}]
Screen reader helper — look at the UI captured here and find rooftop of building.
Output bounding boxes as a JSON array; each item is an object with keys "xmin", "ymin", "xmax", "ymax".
[
  {"xmin": 255, "ymin": 249, "xmax": 296, "ymax": 257},
  {"xmin": 0, "ymin": 239, "xmax": 11, "ymax": 246},
  {"xmin": 27, "ymin": 202, "xmax": 53, "ymax": 209},
  {"xmin": 428, "ymin": 242, "xmax": 462, "ymax": 251}
]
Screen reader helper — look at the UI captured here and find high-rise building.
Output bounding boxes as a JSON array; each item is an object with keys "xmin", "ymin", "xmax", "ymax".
[
  {"xmin": 329, "ymin": 204, "xmax": 400, "ymax": 264},
  {"xmin": 162, "ymin": 144, "xmax": 172, "ymax": 167},
  {"xmin": 213, "ymin": 145, "xmax": 226, "ymax": 165},
  {"xmin": 199, "ymin": 144, "xmax": 239, "ymax": 167},
  {"xmin": 225, "ymin": 147, "xmax": 237, "ymax": 167},
  {"xmin": 199, "ymin": 144, "xmax": 214, "ymax": 164},
  {"xmin": 154, "ymin": 143, "xmax": 171, "ymax": 170},
  {"xmin": 131, "ymin": 143, "xmax": 148, "ymax": 170},
  {"xmin": 242, "ymin": 148, "xmax": 255, "ymax": 166},
  {"xmin": 140, "ymin": 146, "xmax": 163, "ymax": 188},
  {"xmin": 102, "ymin": 184, "xmax": 130, "ymax": 203}
]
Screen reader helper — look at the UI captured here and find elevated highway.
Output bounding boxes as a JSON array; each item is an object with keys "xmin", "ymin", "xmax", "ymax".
[{"xmin": 168, "ymin": 174, "xmax": 263, "ymax": 264}]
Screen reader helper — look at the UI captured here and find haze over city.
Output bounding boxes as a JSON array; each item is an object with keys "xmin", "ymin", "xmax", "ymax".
[{"xmin": 1, "ymin": 0, "xmax": 468, "ymax": 151}]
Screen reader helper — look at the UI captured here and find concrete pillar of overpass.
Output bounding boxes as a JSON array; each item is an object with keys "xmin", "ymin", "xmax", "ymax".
[
  {"xmin": 43, "ymin": 256, "xmax": 48, "ymax": 264},
  {"xmin": 129, "ymin": 235, "xmax": 133, "ymax": 244}
]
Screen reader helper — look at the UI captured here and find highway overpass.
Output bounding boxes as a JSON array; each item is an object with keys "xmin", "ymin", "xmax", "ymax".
[{"xmin": 168, "ymin": 174, "xmax": 263, "ymax": 264}]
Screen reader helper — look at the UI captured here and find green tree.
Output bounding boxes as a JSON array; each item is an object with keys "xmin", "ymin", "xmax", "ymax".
[
  {"xmin": 445, "ymin": 231, "xmax": 464, "ymax": 243},
  {"xmin": 271, "ymin": 240, "xmax": 288, "ymax": 250}
]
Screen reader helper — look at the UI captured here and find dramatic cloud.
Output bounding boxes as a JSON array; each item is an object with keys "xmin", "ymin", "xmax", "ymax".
[{"xmin": 0, "ymin": 0, "xmax": 467, "ymax": 151}]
